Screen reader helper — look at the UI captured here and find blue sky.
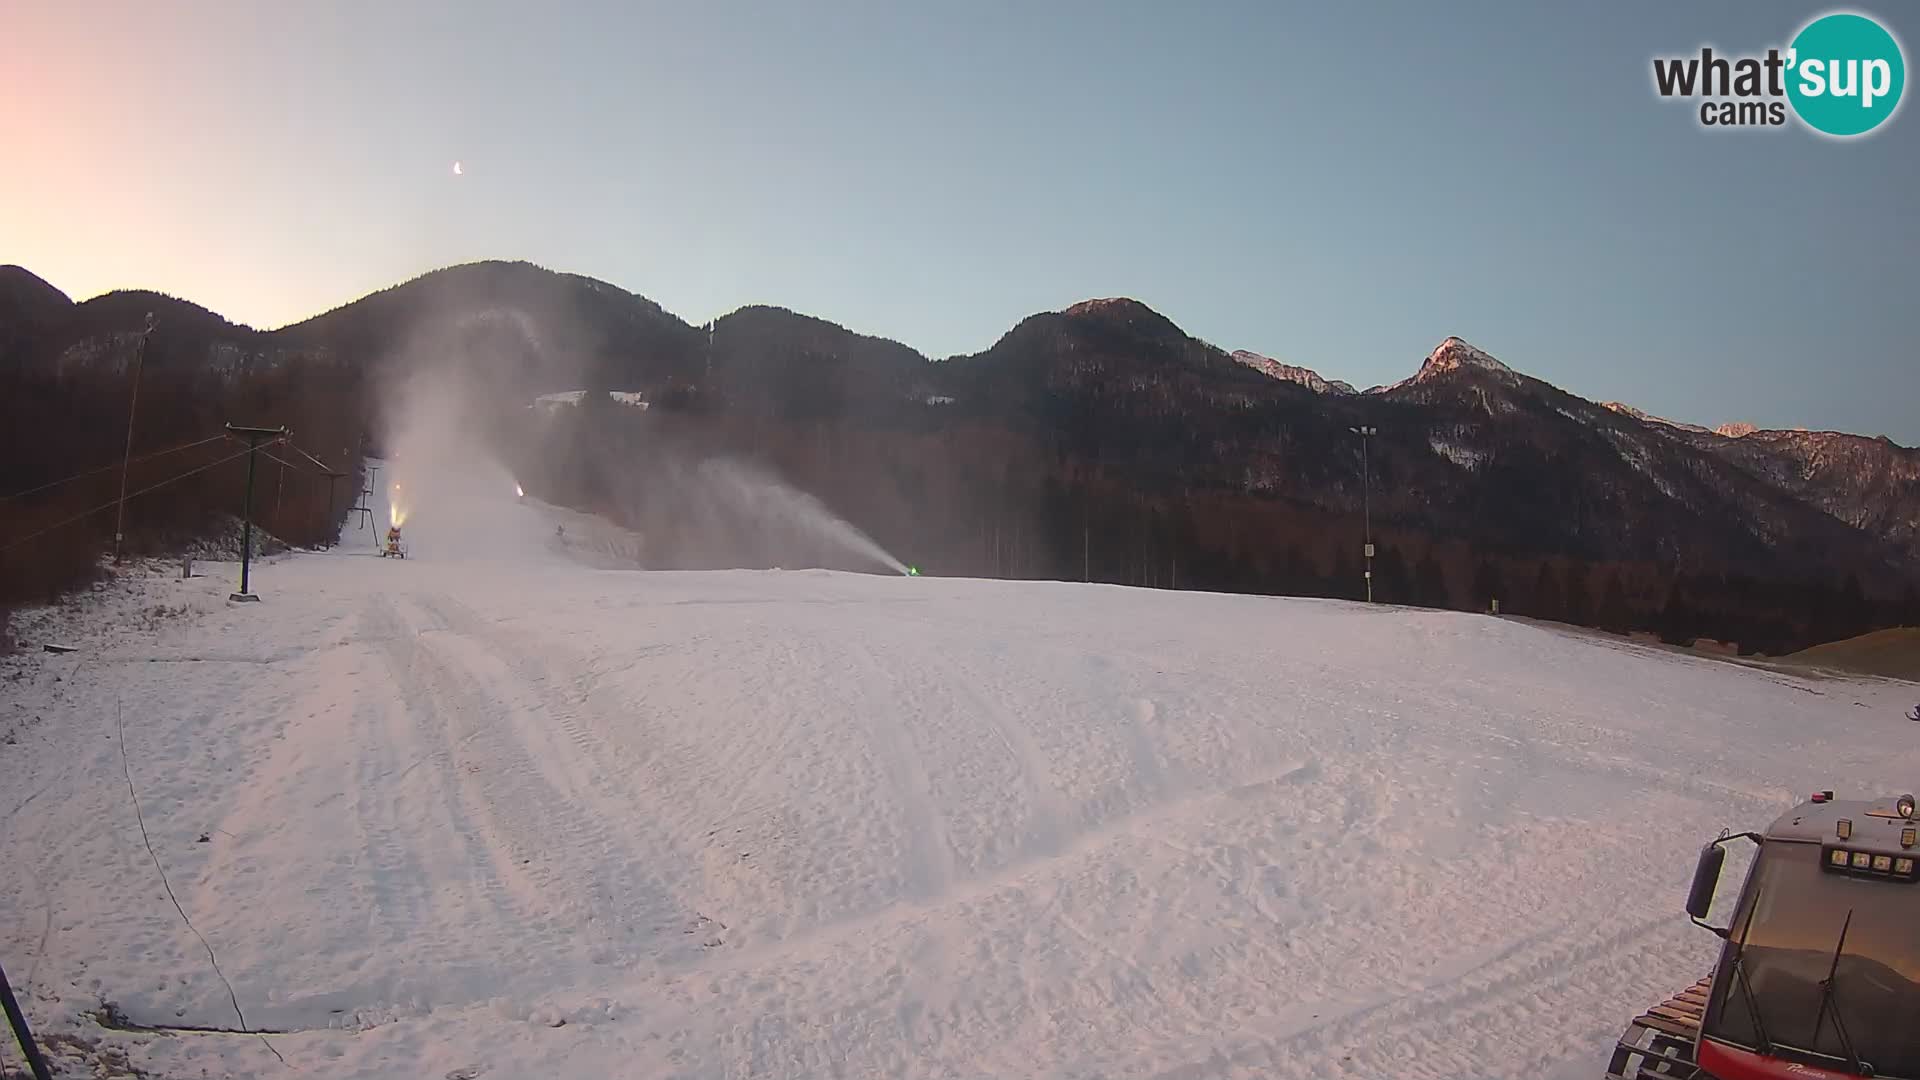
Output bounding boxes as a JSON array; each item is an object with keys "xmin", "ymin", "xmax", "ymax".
[{"xmin": 3, "ymin": 1, "xmax": 1914, "ymax": 441}]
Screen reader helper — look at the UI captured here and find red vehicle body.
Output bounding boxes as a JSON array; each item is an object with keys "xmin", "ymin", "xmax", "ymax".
[{"xmin": 1609, "ymin": 792, "xmax": 1920, "ymax": 1080}]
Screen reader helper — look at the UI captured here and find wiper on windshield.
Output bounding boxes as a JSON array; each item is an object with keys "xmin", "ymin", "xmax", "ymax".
[
  {"xmin": 1722, "ymin": 875, "xmax": 1775, "ymax": 1055},
  {"xmin": 1808, "ymin": 908, "xmax": 1868, "ymax": 1076}
]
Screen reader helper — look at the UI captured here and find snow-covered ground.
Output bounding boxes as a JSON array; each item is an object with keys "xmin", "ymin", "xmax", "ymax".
[{"xmin": 3, "ymin": 482, "xmax": 1917, "ymax": 1079}]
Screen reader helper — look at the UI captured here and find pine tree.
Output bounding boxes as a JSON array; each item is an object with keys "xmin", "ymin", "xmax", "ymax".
[
  {"xmin": 1375, "ymin": 545, "xmax": 1412, "ymax": 605},
  {"xmin": 1659, "ymin": 578, "xmax": 1694, "ymax": 645},
  {"xmin": 1329, "ymin": 549, "xmax": 1363, "ymax": 601},
  {"xmin": 1807, "ymin": 578, "xmax": 1841, "ymax": 645},
  {"xmin": 1835, "ymin": 573, "xmax": 1868, "ymax": 641},
  {"xmin": 1471, "ymin": 560, "xmax": 1507, "ymax": 613},
  {"xmin": 1563, "ymin": 561, "xmax": 1593, "ymax": 627},
  {"xmin": 1598, "ymin": 571, "xmax": 1632, "ymax": 634},
  {"xmin": 1532, "ymin": 562, "xmax": 1565, "ymax": 622},
  {"xmin": 1414, "ymin": 551, "xmax": 1451, "ymax": 610}
]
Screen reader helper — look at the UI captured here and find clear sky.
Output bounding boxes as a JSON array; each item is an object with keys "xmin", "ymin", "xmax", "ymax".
[{"xmin": 3, "ymin": 2, "xmax": 1915, "ymax": 442}]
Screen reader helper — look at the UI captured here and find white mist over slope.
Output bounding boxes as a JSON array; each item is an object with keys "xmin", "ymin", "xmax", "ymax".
[
  {"xmin": 657, "ymin": 457, "xmax": 908, "ymax": 575},
  {"xmin": 377, "ymin": 371, "xmax": 595, "ymax": 565},
  {"xmin": 381, "ymin": 365, "xmax": 904, "ymax": 574},
  {"xmin": 2, "ymin": 475, "xmax": 1915, "ymax": 1079}
]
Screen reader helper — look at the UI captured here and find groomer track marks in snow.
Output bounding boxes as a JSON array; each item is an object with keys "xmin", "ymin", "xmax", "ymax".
[{"xmin": 2, "ymin": 520, "xmax": 1916, "ymax": 1078}]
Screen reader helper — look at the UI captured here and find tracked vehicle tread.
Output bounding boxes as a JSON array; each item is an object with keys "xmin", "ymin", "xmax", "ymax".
[{"xmin": 1604, "ymin": 978, "xmax": 1708, "ymax": 1079}]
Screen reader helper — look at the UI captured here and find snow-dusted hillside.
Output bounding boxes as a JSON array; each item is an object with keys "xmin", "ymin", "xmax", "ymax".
[
  {"xmin": 1601, "ymin": 400, "xmax": 1713, "ymax": 435},
  {"xmin": 3, "ymin": 483, "xmax": 1916, "ymax": 1080},
  {"xmin": 1229, "ymin": 350, "xmax": 1357, "ymax": 395}
]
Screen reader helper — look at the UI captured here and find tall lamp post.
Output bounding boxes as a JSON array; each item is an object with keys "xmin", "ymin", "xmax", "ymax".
[
  {"xmin": 112, "ymin": 313, "xmax": 156, "ymax": 562},
  {"xmin": 1350, "ymin": 425, "xmax": 1377, "ymax": 602}
]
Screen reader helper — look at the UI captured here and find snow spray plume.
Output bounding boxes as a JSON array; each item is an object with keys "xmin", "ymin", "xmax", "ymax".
[
  {"xmin": 369, "ymin": 266, "xmax": 603, "ymax": 462},
  {"xmin": 691, "ymin": 458, "xmax": 906, "ymax": 575},
  {"xmin": 368, "ymin": 272, "xmax": 613, "ymax": 560},
  {"xmin": 377, "ymin": 368, "xmax": 513, "ymax": 556},
  {"xmin": 376, "ymin": 347, "xmax": 614, "ymax": 564},
  {"xmin": 362, "ymin": 269, "xmax": 903, "ymax": 575},
  {"xmin": 605, "ymin": 447, "xmax": 908, "ymax": 575}
]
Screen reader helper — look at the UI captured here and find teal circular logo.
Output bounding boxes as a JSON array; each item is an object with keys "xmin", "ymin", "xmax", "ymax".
[{"xmin": 1787, "ymin": 12, "xmax": 1905, "ymax": 136}]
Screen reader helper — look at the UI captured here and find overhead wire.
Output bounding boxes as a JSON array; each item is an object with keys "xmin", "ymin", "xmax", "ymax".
[
  {"xmin": 0, "ymin": 439, "xmax": 283, "ymax": 554},
  {"xmin": 282, "ymin": 443, "xmax": 339, "ymax": 474},
  {"xmin": 258, "ymin": 448, "xmax": 319, "ymax": 476},
  {"xmin": 3, "ymin": 433, "xmax": 227, "ymax": 502}
]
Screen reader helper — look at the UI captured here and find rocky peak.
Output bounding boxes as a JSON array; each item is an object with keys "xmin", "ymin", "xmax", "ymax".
[{"xmin": 1415, "ymin": 336, "xmax": 1514, "ymax": 381}]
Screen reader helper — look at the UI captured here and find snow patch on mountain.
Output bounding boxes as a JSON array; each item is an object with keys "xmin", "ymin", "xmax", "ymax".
[
  {"xmin": 1603, "ymin": 402, "xmax": 1713, "ymax": 436},
  {"xmin": 1057, "ymin": 297, "xmax": 1187, "ymax": 342},
  {"xmin": 1229, "ymin": 350, "xmax": 1356, "ymax": 395},
  {"xmin": 1604, "ymin": 403, "xmax": 1770, "ymax": 442},
  {"xmin": 1369, "ymin": 337, "xmax": 1519, "ymax": 396},
  {"xmin": 531, "ymin": 390, "xmax": 648, "ymax": 413},
  {"xmin": 1602, "ymin": 428, "xmax": 1682, "ymax": 500},
  {"xmin": 1429, "ymin": 434, "xmax": 1489, "ymax": 471},
  {"xmin": 1416, "ymin": 336, "xmax": 1515, "ymax": 381},
  {"xmin": 1062, "ymin": 297, "xmax": 1142, "ymax": 317}
]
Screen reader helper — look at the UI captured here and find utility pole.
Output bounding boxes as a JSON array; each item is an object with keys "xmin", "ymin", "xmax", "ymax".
[
  {"xmin": 112, "ymin": 313, "xmax": 156, "ymax": 562},
  {"xmin": 1350, "ymin": 425, "xmax": 1377, "ymax": 602},
  {"xmin": 1, "ymin": 956, "xmax": 53, "ymax": 1080},
  {"xmin": 226, "ymin": 423, "xmax": 288, "ymax": 602},
  {"xmin": 322, "ymin": 469, "xmax": 345, "ymax": 547}
]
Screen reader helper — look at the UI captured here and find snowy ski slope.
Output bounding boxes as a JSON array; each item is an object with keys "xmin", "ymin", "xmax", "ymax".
[{"xmin": 2, "ymin": 481, "xmax": 1917, "ymax": 1079}]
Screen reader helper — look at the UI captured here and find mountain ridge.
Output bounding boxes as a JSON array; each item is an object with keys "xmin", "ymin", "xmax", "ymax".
[
  {"xmin": 9, "ymin": 265, "xmax": 1898, "ymax": 450},
  {"xmin": 5, "ymin": 260, "xmax": 1915, "ymax": 658}
]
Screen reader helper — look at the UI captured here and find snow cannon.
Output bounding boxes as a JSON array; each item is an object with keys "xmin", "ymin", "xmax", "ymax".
[
  {"xmin": 1607, "ymin": 790, "xmax": 1920, "ymax": 1079},
  {"xmin": 381, "ymin": 524, "xmax": 407, "ymax": 559}
]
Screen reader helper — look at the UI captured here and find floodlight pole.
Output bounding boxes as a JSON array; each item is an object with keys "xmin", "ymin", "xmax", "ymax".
[
  {"xmin": 226, "ymin": 424, "xmax": 289, "ymax": 601},
  {"xmin": 112, "ymin": 314, "xmax": 156, "ymax": 562},
  {"xmin": 1350, "ymin": 425, "xmax": 1377, "ymax": 602}
]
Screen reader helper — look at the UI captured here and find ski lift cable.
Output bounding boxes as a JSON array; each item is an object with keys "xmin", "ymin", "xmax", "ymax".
[
  {"xmin": 2, "ymin": 433, "xmax": 228, "ymax": 502},
  {"xmin": 0, "ymin": 440, "xmax": 283, "ymax": 554},
  {"xmin": 282, "ymin": 443, "xmax": 340, "ymax": 475},
  {"xmin": 257, "ymin": 447, "xmax": 324, "ymax": 476}
]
